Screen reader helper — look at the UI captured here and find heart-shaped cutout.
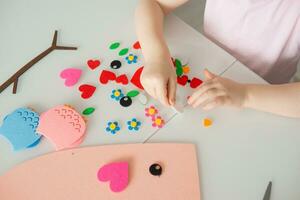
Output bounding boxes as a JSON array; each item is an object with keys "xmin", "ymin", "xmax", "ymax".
[
  {"xmin": 78, "ymin": 84, "xmax": 96, "ymax": 99},
  {"xmin": 130, "ymin": 66, "xmax": 144, "ymax": 90},
  {"xmin": 97, "ymin": 162, "xmax": 129, "ymax": 193},
  {"xmin": 87, "ymin": 59, "xmax": 101, "ymax": 70},
  {"xmin": 190, "ymin": 77, "xmax": 203, "ymax": 89},
  {"xmin": 60, "ymin": 68, "xmax": 82, "ymax": 87},
  {"xmin": 116, "ymin": 74, "xmax": 128, "ymax": 85},
  {"xmin": 99, "ymin": 70, "xmax": 116, "ymax": 84},
  {"xmin": 177, "ymin": 75, "xmax": 188, "ymax": 86}
]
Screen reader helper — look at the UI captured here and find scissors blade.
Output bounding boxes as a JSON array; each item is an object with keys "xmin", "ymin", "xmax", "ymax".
[{"xmin": 263, "ymin": 181, "xmax": 272, "ymax": 200}]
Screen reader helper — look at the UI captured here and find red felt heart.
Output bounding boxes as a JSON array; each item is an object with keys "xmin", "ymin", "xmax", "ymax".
[
  {"xmin": 78, "ymin": 84, "xmax": 96, "ymax": 99},
  {"xmin": 130, "ymin": 66, "xmax": 144, "ymax": 90},
  {"xmin": 116, "ymin": 74, "xmax": 128, "ymax": 85},
  {"xmin": 190, "ymin": 77, "xmax": 203, "ymax": 89},
  {"xmin": 133, "ymin": 41, "xmax": 141, "ymax": 49},
  {"xmin": 99, "ymin": 70, "xmax": 116, "ymax": 84},
  {"xmin": 87, "ymin": 59, "xmax": 101, "ymax": 70},
  {"xmin": 177, "ymin": 75, "xmax": 188, "ymax": 86}
]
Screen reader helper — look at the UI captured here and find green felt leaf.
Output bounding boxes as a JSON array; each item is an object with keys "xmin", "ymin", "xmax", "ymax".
[
  {"xmin": 176, "ymin": 66, "xmax": 183, "ymax": 77},
  {"xmin": 82, "ymin": 107, "xmax": 95, "ymax": 115},
  {"xmin": 127, "ymin": 90, "xmax": 140, "ymax": 97},
  {"xmin": 109, "ymin": 42, "xmax": 120, "ymax": 50},
  {"xmin": 175, "ymin": 59, "xmax": 182, "ymax": 68},
  {"xmin": 119, "ymin": 48, "xmax": 129, "ymax": 56}
]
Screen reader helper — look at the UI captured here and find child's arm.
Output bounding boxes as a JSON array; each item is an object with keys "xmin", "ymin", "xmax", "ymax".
[
  {"xmin": 188, "ymin": 70, "xmax": 300, "ymax": 118},
  {"xmin": 135, "ymin": 0, "xmax": 188, "ymax": 106}
]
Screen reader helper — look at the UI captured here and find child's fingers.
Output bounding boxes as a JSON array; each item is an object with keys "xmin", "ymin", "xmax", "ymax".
[
  {"xmin": 202, "ymin": 96, "xmax": 230, "ymax": 110},
  {"xmin": 188, "ymin": 81, "xmax": 217, "ymax": 105},
  {"xmin": 167, "ymin": 78, "xmax": 177, "ymax": 105},
  {"xmin": 156, "ymin": 82, "xmax": 170, "ymax": 106},
  {"xmin": 204, "ymin": 69, "xmax": 216, "ymax": 80},
  {"xmin": 191, "ymin": 89, "xmax": 227, "ymax": 108}
]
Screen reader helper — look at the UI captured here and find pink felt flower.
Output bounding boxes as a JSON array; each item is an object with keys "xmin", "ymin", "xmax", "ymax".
[
  {"xmin": 152, "ymin": 116, "xmax": 165, "ymax": 128},
  {"xmin": 145, "ymin": 106, "xmax": 158, "ymax": 119}
]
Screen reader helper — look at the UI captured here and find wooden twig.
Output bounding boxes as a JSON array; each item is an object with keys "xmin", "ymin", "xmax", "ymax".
[{"xmin": 0, "ymin": 30, "xmax": 77, "ymax": 94}]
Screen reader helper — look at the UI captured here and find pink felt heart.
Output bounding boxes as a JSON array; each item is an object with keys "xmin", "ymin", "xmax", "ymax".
[
  {"xmin": 60, "ymin": 68, "xmax": 82, "ymax": 87},
  {"xmin": 97, "ymin": 162, "xmax": 129, "ymax": 193}
]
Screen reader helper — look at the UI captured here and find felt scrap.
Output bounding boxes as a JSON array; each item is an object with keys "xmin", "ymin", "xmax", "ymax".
[
  {"xmin": 130, "ymin": 66, "xmax": 144, "ymax": 90},
  {"xmin": 97, "ymin": 162, "xmax": 129, "ymax": 193},
  {"xmin": 127, "ymin": 90, "xmax": 139, "ymax": 98},
  {"xmin": 203, "ymin": 118, "xmax": 212, "ymax": 127},
  {"xmin": 0, "ymin": 108, "xmax": 41, "ymax": 151},
  {"xmin": 82, "ymin": 107, "xmax": 95, "ymax": 116},
  {"xmin": 118, "ymin": 48, "xmax": 129, "ymax": 56},
  {"xmin": 99, "ymin": 70, "xmax": 128, "ymax": 85},
  {"xmin": 60, "ymin": 68, "xmax": 82, "ymax": 87},
  {"xmin": 87, "ymin": 59, "xmax": 101, "ymax": 70},
  {"xmin": 133, "ymin": 41, "xmax": 141, "ymax": 49},
  {"xmin": 138, "ymin": 93, "xmax": 147, "ymax": 105},
  {"xmin": 37, "ymin": 105, "xmax": 86, "ymax": 150},
  {"xmin": 78, "ymin": 84, "xmax": 96, "ymax": 99},
  {"xmin": 109, "ymin": 42, "xmax": 120, "ymax": 50}
]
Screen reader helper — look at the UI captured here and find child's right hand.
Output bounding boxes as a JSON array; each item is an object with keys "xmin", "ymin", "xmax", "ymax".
[{"xmin": 141, "ymin": 59, "xmax": 177, "ymax": 106}]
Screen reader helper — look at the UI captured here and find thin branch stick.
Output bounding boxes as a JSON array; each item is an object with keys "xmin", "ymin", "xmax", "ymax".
[{"xmin": 0, "ymin": 30, "xmax": 77, "ymax": 94}]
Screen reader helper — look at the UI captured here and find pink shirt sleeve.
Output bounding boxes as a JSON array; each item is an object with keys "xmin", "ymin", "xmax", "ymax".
[{"xmin": 204, "ymin": 0, "xmax": 300, "ymax": 83}]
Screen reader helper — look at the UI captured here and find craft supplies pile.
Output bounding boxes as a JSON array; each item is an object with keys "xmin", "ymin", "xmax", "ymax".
[{"xmin": 0, "ymin": 39, "xmax": 206, "ymax": 152}]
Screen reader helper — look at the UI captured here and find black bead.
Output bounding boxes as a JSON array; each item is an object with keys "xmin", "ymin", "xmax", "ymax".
[
  {"xmin": 120, "ymin": 96, "xmax": 132, "ymax": 107},
  {"xmin": 110, "ymin": 60, "xmax": 122, "ymax": 69},
  {"xmin": 187, "ymin": 79, "xmax": 191, "ymax": 83},
  {"xmin": 149, "ymin": 163, "xmax": 162, "ymax": 176}
]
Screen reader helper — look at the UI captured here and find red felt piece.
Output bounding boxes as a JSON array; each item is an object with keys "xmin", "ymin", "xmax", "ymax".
[
  {"xmin": 116, "ymin": 74, "xmax": 128, "ymax": 85},
  {"xmin": 99, "ymin": 70, "xmax": 116, "ymax": 84},
  {"xmin": 177, "ymin": 75, "xmax": 188, "ymax": 86},
  {"xmin": 87, "ymin": 59, "xmax": 101, "ymax": 70},
  {"xmin": 130, "ymin": 66, "xmax": 144, "ymax": 90},
  {"xmin": 133, "ymin": 41, "xmax": 141, "ymax": 49},
  {"xmin": 78, "ymin": 84, "xmax": 96, "ymax": 99},
  {"xmin": 190, "ymin": 77, "xmax": 203, "ymax": 89}
]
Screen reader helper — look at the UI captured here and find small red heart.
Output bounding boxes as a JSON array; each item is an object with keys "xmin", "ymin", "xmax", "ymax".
[
  {"xmin": 130, "ymin": 66, "xmax": 144, "ymax": 90},
  {"xmin": 99, "ymin": 70, "xmax": 116, "ymax": 84},
  {"xmin": 116, "ymin": 74, "xmax": 128, "ymax": 85},
  {"xmin": 190, "ymin": 77, "xmax": 203, "ymax": 89},
  {"xmin": 133, "ymin": 41, "xmax": 141, "ymax": 49},
  {"xmin": 78, "ymin": 84, "xmax": 96, "ymax": 99},
  {"xmin": 177, "ymin": 75, "xmax": 188, "ymax": 86},
  {"xmin": 87, "ymin": 59, "xmax": 101, "ymax": 70}
]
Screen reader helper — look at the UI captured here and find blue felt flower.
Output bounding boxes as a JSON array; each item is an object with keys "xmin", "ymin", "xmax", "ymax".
[
  {"xmin": 110, "ymin": 89, "xmax": 124, "ymax": 101},
  {"xmin": 106, "ymin": 121, "xmax": 120, "ymax": 134},
  {"xmin": 127, "ymin": 118, "xmax": 141, "ymax": 131},
  {"xmin": 125, "ymin": 54, "xmax": 138, "ymax": 64}
]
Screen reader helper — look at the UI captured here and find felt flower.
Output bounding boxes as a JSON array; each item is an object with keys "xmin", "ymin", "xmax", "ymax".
[
  {"xmin": 125, "ymin": 54, "xmax": 138, "ymax": 64},
  {"xmin": 127, "ymin": 118, "xmax": 141, "ymax": 131},
  {"xmin": 152, "ymin": 116, "xmax": 165, "ymax": 128},
  {"xmin": 106, "ymin": 121, "xmax": 120, "ymax": 134},
  {"xmin": 110, "ymin": 89, "xmax": 124, "ymax": 101},
  {"xmin": 145, "ymin": 106, "xmax": 158, "ymax": 118}
]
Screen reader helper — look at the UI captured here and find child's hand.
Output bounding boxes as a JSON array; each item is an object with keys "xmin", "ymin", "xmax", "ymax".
[
  {"xmin": 141, "ymin": 59, "xmax": 177, "ymax": 106},
  {"xmin": 188, "ymin": 69, "xmax": 247, "ymax": 110}
]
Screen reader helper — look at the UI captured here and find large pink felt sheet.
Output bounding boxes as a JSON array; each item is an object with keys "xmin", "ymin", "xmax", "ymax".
[{"xmin": 0, "ymin": 143, "xmax": 200, "ymax": 200}]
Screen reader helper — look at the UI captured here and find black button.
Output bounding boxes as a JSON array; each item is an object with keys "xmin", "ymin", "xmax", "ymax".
[
  {"xmin": 149, "ymin": 163, "xmax": 162, "ymax": 176},
  {"xmin": 119, "ymin": 96, "xmax": 132, "ymax": 107},
  {"xmin": 110, "ymin": 60, "xmax": 122, "ymax": 69}
]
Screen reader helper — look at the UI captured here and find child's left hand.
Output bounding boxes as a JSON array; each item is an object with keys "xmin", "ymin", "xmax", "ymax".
[{"xmin": 187, "ymin": 69, "xmax": 247, "ymax": 110}]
